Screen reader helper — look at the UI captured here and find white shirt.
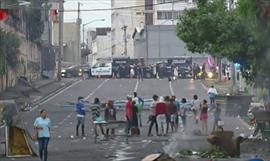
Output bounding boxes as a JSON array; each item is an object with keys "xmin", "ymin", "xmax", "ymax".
[{"xmin": 208, "ymin": 87, "xmax": 218, "ymax": 95}]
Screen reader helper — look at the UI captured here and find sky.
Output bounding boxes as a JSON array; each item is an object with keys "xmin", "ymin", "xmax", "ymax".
[{"xmin": 64, "ymin": 0, "xmax": 111, "ymax": 29}]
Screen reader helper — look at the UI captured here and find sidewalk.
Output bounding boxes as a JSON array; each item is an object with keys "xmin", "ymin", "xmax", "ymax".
[{"xmin": 0, "ymin": 78, "xmax": 78, "ymax": 125}]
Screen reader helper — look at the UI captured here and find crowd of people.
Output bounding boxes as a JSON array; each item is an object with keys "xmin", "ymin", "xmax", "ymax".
[{"xmin": 32, "ymin": 86, "xmax": 221, "ymax": 161}]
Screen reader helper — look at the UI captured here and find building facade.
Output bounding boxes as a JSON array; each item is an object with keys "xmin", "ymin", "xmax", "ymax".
[
  {"xmin": 52, "ymin": 23, "xmax": 81, "ymax": 65},
  {"xmin": 153, "ymin": 0, "xmax": 195, "ymax": 25},
  {"xmin": 111, "ymin": 0, "xmax": 145, "ymax": 58},
  {"xmin": 133, "ymin": 25, "xmax": 205, "ymax": 64},
  {"xmin": 86, "ymin": 28, "xmax": 111, "ymax": 65}
]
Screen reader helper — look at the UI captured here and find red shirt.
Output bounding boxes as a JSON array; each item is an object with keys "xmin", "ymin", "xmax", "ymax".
[
  {"xmin": 125, "ymin": 101, "xmax": 133, "ymax": 120},
  {"xmin": 155, "ymin": 102, "xmax": 166, "ymax": 115}
]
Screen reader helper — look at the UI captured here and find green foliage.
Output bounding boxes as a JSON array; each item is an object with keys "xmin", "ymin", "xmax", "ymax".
[
  {"xmin": 24, "ymin": 0, "xmax": 44, "ymax": 43},
  {"xmin": 176, "ymin": 0, "xmax": 270, "ymax": 87},
  {"xmin": 27, "ymin": 61, "xmax": 40, "ymax": 71},
  {"xmin": 0, "ymin": 29, "xmax": 21, "ymax": 70}
]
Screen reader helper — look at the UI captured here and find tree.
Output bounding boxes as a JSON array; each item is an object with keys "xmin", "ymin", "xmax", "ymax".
[
  {"xmin": 0, "ymin": 29, "xmax": 21, "ymax": 73},
  {"xmin": 24, "ymin": 0, "xmax": 44, "ymax": 43},
  {"xmin": 176, "ymin": 0, "xmax": 270, "ymax": 87}
]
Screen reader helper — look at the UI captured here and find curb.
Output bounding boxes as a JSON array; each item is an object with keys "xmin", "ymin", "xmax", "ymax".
[{"xmin": 35, "ymin": 79, "xmax": 56, "ymax": 90}]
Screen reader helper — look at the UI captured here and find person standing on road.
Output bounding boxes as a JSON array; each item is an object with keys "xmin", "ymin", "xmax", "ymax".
[
  {"xmin": 191, "ymin": 95, "xmax": 201, "ymax": 124},
  {"xmin": 200, "ymin": 100, "xmax": 209, "ymax": 135},
  {"xmin": 148, "ymin": 94, "xmax": 159, "ymax": 136},
  {"xmin": 125, "ymin": 96, "xmax": 134, "ymax": 134},
  {"xmin": 156, "ymin": 97, "xmax": 167, "ymax": 136},
  {"xmin": 171, "ymin": 96, "xmax": 180, "ymax": 131},
  {"xmin": 179, "ymin": 98, "xmax": 188, "ymax": 132},
  {"xmin": 104, "ymin": 100, "xmax": 116, "ymax": 137},
  {"xmin": 207, "ymin": 85, "xmax": 218, "ymax": 107},
  {"xmin": 164, "ymin": 96, "xmax": 172, "ymax": 134},
  {"xmin": 212, "ymin": 104, "xmax": 222, "ymax": 131},
  {"xmin": 91, "ymin": 98, "xmax": 105, "ymax": 138},
  {"xmin": 75, "ymin": 96, "xmax": 86, "ymax": 137},
  {"xmin": 169, "ymin": 97, "xmax": 178, "ymax": 132},
  {"xmin": 133, "ymin": 92, "xmax": 144, "ymax": 127},
  {"xmin": 34, "ymin": 109, "xmax": 51, "ymax": 161},
  {"xmin": 137, "ymin": 65, "xmax": 144, "ymax": 81}
]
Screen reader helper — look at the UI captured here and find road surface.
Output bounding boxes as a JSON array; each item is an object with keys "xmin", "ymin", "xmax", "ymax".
[{"xmin": 1, "ymin": 78, "xmax": 253, "ymax": 161}]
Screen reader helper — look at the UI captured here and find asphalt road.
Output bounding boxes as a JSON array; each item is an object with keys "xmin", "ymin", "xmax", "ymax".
[{"xmin": 1, "ymin": 78, "xmax": 255, "ymax": 161}]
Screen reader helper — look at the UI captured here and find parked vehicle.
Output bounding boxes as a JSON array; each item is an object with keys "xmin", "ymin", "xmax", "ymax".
[
  {"xmin": 61, "ymin": 66, "xmax": 82, "ymax": 78},
  {"xmin": 91, "ymin": 62, "xmax": 112, "ymax": 77}
]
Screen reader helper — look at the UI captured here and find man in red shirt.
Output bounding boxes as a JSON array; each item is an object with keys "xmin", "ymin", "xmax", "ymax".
[
  {"xmin": 125, "ymin": 96, "xmax": 133, "ymax": 134},
  {"xmin": 155, "ymin": 97, "xmax": 167, "ymax": 136}
]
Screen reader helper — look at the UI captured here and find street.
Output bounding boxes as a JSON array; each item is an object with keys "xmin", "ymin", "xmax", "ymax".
[{"xmin": 1, "ymin": 78, "xmax": 255, "ymax": 161}]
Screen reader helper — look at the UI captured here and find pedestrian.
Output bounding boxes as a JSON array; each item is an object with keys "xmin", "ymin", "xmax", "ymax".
[
  {"xmin": 171, "ymin": 96, "xmax": 180, "ymax": 131},
  {"xmin": 104, "ymin": 100, "xmax": 116, "ymax": 137},
  {"xmin": 155, "ymin": 96, "xmax": 167, "ymax": 136},
  {"xmin": 200, "ymin": 100, "xmax": 209, "ymax": 135},
  {"xmin": 133, "ymin": 92, "xmax": 144, "ymax": 127},
  {"xmin": 91, "ymin": 98, "xmax": 105, "ymax": 138},
  {"xmin": 34, "ymin": 109, "xmax": 51, "ymax": 161},
  {"xmin": 179, "ymin": 98, "xmax": 188, "ymax": 132},
  {"xmin": 130, "ymin": 66, "xmax": 135, "ymax": 78},
  {"xmin": 137, "ymin": 65, "xmax": 144, "ymax": 81},
  {"xmin": 125, "ymin": 96, "xmax": 133, "ymax": 134},
  {"xmin": 131, "ymin": 100, "xmax": 139, "ymax": 136},
  {"xmin": 213, "ymin": 104, "xmax": 222, "ymax": 131},
  {"xmin": 148, "ymin": 94, "xmax": 159, "ymax": 136},
  {"xmin": 164, "ymin": 96, "xmax": 172, "ymax": 134},
  {"xmin": 169, "ymin": 97, "xmax": 177, "ymax": 133},
  {"xmin": 207, "ymin": 85, "xmax": 218, "ymax": 107},
  {"xmin": 191, "ymin": 95, "xmax": 201, "ymax": 124},
  {"xmin": 75, "ymin": 96, "xmax": 86, "ymax": 137},
  {"xmin": 173, "ymin": 67, "xmax": 178, "ymax": 80}
]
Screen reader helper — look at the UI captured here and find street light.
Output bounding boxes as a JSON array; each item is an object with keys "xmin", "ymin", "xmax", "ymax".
[{"xmin": 82, "ymin": 18, "xmax": 105, "ymax": 47}]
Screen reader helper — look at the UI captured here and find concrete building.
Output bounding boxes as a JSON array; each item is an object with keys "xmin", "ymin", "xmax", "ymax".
[
  {"xmin": 52, "ymin": 22, "xmax": 81, "ymax": 65},
  {"xmin": 86, "ymin": 28, "xmax": 111, "ymax": 65},
  {"xmin": 153, "ymin": 0, "xmax": 195, "ymax": 25},
  {"xmin": 111, "ymin": 0, "xmax": 145, "ymax": 57},
  {"xmin": 133, "ymin": 25, "xmax": 205, "ymax": 64}
]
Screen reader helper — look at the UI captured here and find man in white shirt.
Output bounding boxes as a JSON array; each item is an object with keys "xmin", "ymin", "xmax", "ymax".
[{"xmin": 207, "ymin": 85, "xmax": 218, "ymax": 107}]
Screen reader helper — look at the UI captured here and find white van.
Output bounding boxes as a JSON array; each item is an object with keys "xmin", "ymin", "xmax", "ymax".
[{"xmin": 91, "ymin": 62, "xmax": 112, "ymax": 77}]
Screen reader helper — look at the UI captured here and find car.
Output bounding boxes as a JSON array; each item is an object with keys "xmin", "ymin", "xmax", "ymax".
[{"xmin": 61, "ymin": 66, "xmax": 82, "ymax": 78}]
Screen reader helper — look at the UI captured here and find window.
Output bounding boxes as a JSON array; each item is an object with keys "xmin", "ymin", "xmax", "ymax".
[
  {"xmin": 157, "ymin": 0, "xmax": 172, "ymax": 3},
  {"xmin": 157, "ymin": 11, "xmax": 172, "ymax": 20},
  {"xmin": 157, "ymin": 11, "xmax": 182, "ymax": 20}
]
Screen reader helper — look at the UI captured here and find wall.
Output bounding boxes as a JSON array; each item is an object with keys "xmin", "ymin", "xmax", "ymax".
[
  {"xmin": 153, "ymin": 0, "xmax": 195, "ymax": 25},
  {"xmin": 134, "ymin": 25, "xmax": 205, "ymax": 63},
  {"xmin": 53, "ymin": 22, "xmax": 80, "ymax": 64},
  {"xmin": 111, "ymin": 0, "xmax": 145, "ymax": 58},
  {"xmin": 0, "ymin": 22, "xmax": 41, "ymax": 92}
]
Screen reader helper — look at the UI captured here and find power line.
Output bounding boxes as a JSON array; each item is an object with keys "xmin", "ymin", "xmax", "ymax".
[{"xmin": 1, "ymin": 1, "xmax": 177, "ymax": 12}]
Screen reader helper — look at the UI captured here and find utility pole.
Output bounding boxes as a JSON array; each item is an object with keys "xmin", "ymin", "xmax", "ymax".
[
  {"xmin": 122, "ymin": 25, "xmax": 127, "ymax": 56},
  {"xmin": 57, "ymin": 0, "xmax": 64, "ymax": 81},
  {"xmin": 145, "ymin": 25, "xmax": 149, "ymax": 65},
  {"xmin": 77, "ymin": 2, "xmax": 82, "ymax": 64},
  {"xmin": 158, "ymin": 25, "xmax": 161, "ymax": 60},
  {"xmin": 171, "ymin": 0, "xmax": 175, "ymax": 24}
]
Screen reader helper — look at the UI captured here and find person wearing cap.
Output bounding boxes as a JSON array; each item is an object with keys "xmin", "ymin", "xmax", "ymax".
[{"xmin": 76, "ymin": 96, "xmax": 86, "ymax": 137}]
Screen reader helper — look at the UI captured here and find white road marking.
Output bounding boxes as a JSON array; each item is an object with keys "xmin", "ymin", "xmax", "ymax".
[
  {"xmin": 200, "ymin": 81, "xmax": 208, "ymax": 91},
  {"xmin": 169, "ymin": 81, "xmax": 175, "ymax": 95},
  {"xmin": 30, "ymin": 80, "xmax": 82, "ymax": 111},
  {"xmin": 85, "ymin": 79, "xmax": 109, "ymax": 100},
  {"xmin": 58, "ymin": 113, "xmax": 73, "ymax": 125},
  {"xmin": 133, "ymin": 79, "xmax": 139, "ymax": 92}
]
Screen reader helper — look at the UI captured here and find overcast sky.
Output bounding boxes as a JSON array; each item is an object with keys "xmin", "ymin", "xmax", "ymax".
[{"xmin": 64, "ymin": 0, "xmax": 111, "ymax": 28}]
